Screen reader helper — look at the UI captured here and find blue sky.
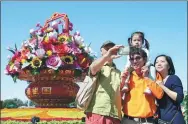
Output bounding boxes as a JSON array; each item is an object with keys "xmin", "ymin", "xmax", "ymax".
[{"xmin": 1, "ymin": 1, "xmax": 187, "ymax": 101}]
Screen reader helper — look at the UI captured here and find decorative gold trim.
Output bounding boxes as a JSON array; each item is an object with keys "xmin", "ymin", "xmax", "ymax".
[{"xmin": 42, "ymin": 87, "xmax": 51, "ymax": 94}]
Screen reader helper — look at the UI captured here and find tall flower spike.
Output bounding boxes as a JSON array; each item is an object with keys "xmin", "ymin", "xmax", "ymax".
[
  {"xmin": 36, "ymin": 22, "xmax": 42, "ymax": 28},
  {"xmin": 74, "ymin": 31, "xmax": 80, "ymax": 36},
  {"xmin": 7, "ymin": 47, "xmax": 15, "ymax": 54},
  {"xmin": 15, "ymin": 44, "xmax": 17, "ymax": 51},
  {"xmin": 30, "ymin": 29, "xmax": 36, "ymax": 38}
]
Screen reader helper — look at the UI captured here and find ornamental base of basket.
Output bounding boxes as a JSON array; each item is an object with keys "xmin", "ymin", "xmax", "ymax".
[
  {"xmin": 19, "ymin": 69, "xmax": 80, "ymax": 108},
  {"xmin": 25, "ymin": 80, "xmax": 79, "ymax": 108}
]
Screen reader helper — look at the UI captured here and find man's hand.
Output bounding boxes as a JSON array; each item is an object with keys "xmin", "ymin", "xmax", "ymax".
[{"xmin": 106, "ymin": 45, "xmax": 123, "ymax": 60}]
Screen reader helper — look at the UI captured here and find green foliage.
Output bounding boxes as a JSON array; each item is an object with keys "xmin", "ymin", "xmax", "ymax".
[
  {"xmin": 2, "ymin": 98, "xmax": 25, "ymax": 108},
  {"xmin": 31, "ymin": 68, "xmax": 40, "ymax": 75},
  {"xmin": 29, "ymin": 100, "xmax": 38, "ymax": 106},
  {"xmin": 74, "ymin": 69, "xmax": 82, "ymax": 77},
  {"xmin": 183, "ymin": 93, "xmax": 188, "ymax": 123},
  {"xmin": 12, "ymin": 75, "xmax": 18, "ymax": 83},
  {"xmin": 2, "ymin": 99, "xmax": 17, "ymax": 108},
  {"xmin": 1, "ymin": 120, "xmax": 84, "ymax": 124}
]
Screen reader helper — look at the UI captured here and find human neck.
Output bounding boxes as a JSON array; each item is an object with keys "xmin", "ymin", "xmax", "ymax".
[
  {"xmin": 135, "ymin": 68, "xmax": 142, "ymax": 77},
  {"xmin": 108, "ymin": 59, "xmax": 113, "ymax": 64},
  {"xmin": 105, "ymin": 60, "xmax": 113, "ymax": 65},
  {"xmin": 160, "ymin": 72, "xmax": 169, "ymax": 80}
]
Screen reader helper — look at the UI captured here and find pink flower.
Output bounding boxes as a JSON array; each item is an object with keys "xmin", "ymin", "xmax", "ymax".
[
  {"xmin": 46, "ymin": 55, "xmax": 62, "ymax": 70},
  {"xmin": 6, "ymin": 64, "xmax": 17, "ymax": 75}
]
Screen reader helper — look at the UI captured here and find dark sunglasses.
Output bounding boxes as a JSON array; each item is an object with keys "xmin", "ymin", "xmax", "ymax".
[{"xmin": 129, "ymin": 56, "xmax": 142, "ymax": 61}]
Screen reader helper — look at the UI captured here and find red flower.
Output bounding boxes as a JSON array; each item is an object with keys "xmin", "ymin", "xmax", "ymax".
[
  {"xmin": 53, "ymin": 44, "xmax": 71, "ymax": 56},
  {"xmin": 21, "ymin": 47, "xmax": 30, "ymax": 59},
  {"xmin": 11, "ymin": 51, "xmax": 21, "ymax": 61},
  {"xmin": 42, "ymin": 43, "xmax": 54, "ymax": 51},
  {"xmin": 76, "ymin": 53, "xmax": 91, "ymax": 69}
]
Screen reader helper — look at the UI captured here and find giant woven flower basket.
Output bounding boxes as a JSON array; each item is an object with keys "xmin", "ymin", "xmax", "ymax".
[{"xmin": 5, "ymin": 13, "xmax": 96, "ymax": 108}]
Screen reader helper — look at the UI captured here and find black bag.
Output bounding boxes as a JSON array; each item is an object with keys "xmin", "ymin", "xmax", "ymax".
[{"xmin": 157, "ymin": 111, "xmax": 178, "ymax": 124}]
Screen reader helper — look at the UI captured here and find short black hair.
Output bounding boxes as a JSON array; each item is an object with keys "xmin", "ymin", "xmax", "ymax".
[
  {"xmin": 129, "ymin": 47, "xmax": 147, "ymax": 61},
  {"xmin": 154, "ymin": 54, "xmax": 175, "ymax": 75}
]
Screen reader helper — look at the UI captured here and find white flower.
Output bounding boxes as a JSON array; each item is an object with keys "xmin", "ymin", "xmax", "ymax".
[
  {"xmin": 26, "ymin": 53, "xmax": 36, "ymax": 59},
  {"xmin": 48, "ymin": 31, "xmax": 58, "ymax": 40},
  {"xmin": 74, "ymin": 35, "xmax": 84, "ymax": 45},
  {"xmin": 6, "ymin": 47, "xmax": 11, "ymax": 50},
  {"xmin": 29, "ymin": 29, "xmax": 35, "ymax": 35},
  {"xmin": 35, "ymin": 48, "xmax": 45, "ymax": 58},
  {"xmin": 52, "ymin": 21, "xmax": 58, "ymax": 29},
  {"xmin": 4, "ymin": 70, "xmax": 8, "ymax": 75},
  {"xmin": 84, "ymin": 46, "xmax": 92, "ymax": 53},
  {"xmin": 7, "ymin": 55, "xmax": 11, "ymax": 59},
  {"xmin": 22, "ymin": 62, "xmax": 30, "ymax": 69}
]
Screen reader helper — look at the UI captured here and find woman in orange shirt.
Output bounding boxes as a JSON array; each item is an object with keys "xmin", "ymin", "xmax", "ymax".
[{"xmin": 121, "ymin": 47, "xmax": 164, "ymax": 124}]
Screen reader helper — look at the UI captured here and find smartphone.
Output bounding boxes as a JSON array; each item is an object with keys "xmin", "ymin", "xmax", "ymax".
[{"xmin": 118, "ymin": 46, "xmax": 130, "ymax": 55}]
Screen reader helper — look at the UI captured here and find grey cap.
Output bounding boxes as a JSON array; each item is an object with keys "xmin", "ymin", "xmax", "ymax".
[{"xmin": 100, "ymin": 40, "xmax": 116, "ymax": 49}]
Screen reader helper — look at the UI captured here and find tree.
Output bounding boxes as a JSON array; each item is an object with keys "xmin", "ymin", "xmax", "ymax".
[
  {"xmin": 2, "ymin": 99, "xmax": 17, "ymax": 108},
  {"xmin": 0, "ymin": 100, "xmax": 3, "ymax": 109},
  {"xmin": 183, "ymin": 93, "xmax": 188, "ymax": 123},
  {"xmin": 13, "ymin": 98, "xmax": 24, "ymax": 107},
  {"xmin": 29, "ymin": 100, "xmax": 37, "ymax": 106},
  {"xmin": 2, "ymin": 98, "xmax": 25, "ymax": 108}
]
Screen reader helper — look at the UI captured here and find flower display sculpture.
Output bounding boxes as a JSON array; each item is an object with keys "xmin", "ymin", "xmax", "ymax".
[
  {"xmin": 5, "ymin": 13, "xmax": 96, "ymax": 82},
  {"xmin": 4, "ymin": 13, "xmax": 96, "ymax": 108}
]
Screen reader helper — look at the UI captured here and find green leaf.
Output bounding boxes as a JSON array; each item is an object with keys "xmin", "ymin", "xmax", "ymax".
[
  {"xmin": 8, "ymin": 49, "xmax": 15, "ymax": 54},
  {"xmin": 12, "ymin": 75, "xmax": 18, "ymax": 83},
  {"xmin": 31, "ymin": 69, "xmax": 40, "ymax": 75},
  {"xmin": 74, "ymin": 69, "xmax": 82, "ymax": 77},
  {"xmin": 15, "ymin": 44, "xmax": 17, "ymax": 51}
]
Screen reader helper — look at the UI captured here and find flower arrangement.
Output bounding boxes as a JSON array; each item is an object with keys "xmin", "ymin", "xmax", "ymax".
[{"xmin": 5, "ymin": 13, "xmax": 96, "ymax": 82}]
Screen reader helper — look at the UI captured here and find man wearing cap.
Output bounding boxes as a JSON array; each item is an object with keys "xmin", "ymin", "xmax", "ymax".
[{"xmin": 85, "ymin": 41, "xmax": 123, "ymax": 124}]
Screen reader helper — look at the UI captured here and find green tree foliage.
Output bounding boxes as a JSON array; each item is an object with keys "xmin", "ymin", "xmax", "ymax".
[
  {"xmin": 183, "ymin": 93, "xmax": 188, "ymax": 123},
  {"xmin": 29, "ymin": 100, "xmax": 38, "ymax": 106},
  {"xmin": 2, "ymin": 98, "xmax": 25, "ymax": 108}
]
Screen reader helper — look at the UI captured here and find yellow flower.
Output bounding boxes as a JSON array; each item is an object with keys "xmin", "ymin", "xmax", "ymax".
[
  {"xmin": 58, "ymin": 35, "xmax": 68, "ymax": 42},
  {"xmin": 31, "ymin": 57, "xmax": 42, "ymax": 69},
  {"xmin": 46, "ymin": 50, "xmax": 52, "ymax": 56},
  {"xmin": 10, "ymin": 64, "xmax": 14, "ymax": 70},
  {"xmin": 44, "ymin": 36, "xmax": 49, "ymax": 43},
  {"xmin": 21, "ymin": 59, "xmax": 26, "ymax": 64},
  {"xmin": 61, "ymin": 55, "xmax": 74, "ymax": 64},
  {"xmin": 45, "ymin": 27, "xmax": 53, "ymax": 33}
]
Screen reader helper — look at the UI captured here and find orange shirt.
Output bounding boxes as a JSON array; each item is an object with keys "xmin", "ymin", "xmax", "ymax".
[{"xmin": 122, "ymin": 71, "xmax": 163, "ymax": 118}]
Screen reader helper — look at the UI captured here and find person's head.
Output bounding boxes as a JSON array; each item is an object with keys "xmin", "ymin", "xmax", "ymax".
[
  {"xmin": 100, "ymin": 40, "xmax": 115, "ymax": 56},
  {"xmin": 129, "ymin": 47, "xmax": 147, "ymax": 72},
  {"xmin": 154, "ymin": 55, "xmax": 175, "ymax": 76},
  {"xmin": 128, "ymin": 31, "xmax": 150, "ymax": 50}
]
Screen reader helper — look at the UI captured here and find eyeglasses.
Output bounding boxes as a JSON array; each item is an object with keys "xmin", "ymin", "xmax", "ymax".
[{"xmin": 129, "ymin": 56, "xmax": 142, "ymax": 61}]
